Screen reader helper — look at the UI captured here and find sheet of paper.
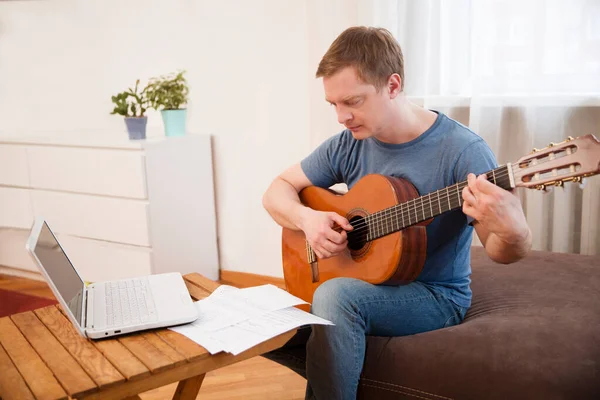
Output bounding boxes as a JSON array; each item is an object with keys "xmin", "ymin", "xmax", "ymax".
[
  {"xmin": 178, "ymin": 284, "xmax": 309, "ymax": 332},
  {"xmin": 170, "ymin": 324, "xmax": 225, "ymax": 354},
  {"xmin": 169, "ymin": 284, "xmax": 332, "ymax": 355},
  {"xmin": 216, "ymin": 307, "xmax": 334, "ymax": 355}
]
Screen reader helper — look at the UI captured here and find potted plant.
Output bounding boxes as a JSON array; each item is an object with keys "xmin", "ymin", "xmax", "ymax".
[
  {"xmin": 110, "ymin": 79, "xmax": 149, "ymax": 140},
  {"xmin": 147, "ymin": 70, "xmax": 189, "ymax": 137}
]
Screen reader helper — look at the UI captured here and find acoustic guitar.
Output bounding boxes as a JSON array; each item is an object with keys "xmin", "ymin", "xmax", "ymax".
[{"xmin": 282, "ymin": 134, "xmax": 600, "ymax": 308}]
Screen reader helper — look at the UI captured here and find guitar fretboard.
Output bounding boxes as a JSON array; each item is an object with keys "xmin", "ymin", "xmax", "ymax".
[{"xmin": 351, "ymin": 165, "xmax": 512, "ymax": 243}]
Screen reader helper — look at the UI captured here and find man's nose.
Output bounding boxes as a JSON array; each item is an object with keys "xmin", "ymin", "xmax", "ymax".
[{"xmin": 336, "ymin": 106, "xmax": 352, "ymax": 125}]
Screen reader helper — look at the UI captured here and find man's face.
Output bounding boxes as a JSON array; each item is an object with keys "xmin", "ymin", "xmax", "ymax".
[{"xmin": 323, "ymin": 66, "xmax": 392, "ymax": 140}]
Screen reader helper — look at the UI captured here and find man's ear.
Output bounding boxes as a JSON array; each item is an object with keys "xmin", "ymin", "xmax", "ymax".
[{"xmin": 388, "ymin": 73, "xmax": 402, "ymax": 98}]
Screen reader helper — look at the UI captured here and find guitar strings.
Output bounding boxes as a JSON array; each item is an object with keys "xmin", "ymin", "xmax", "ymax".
[
  {"xmin": 305, "ymin": 170, "xmax": 512, "ymax": 252},
  {"xmin": 341, "ymin": 170, "xmax": 511, "ymax": 237},
  {"xmin": 352, "ymin": 170, "xmax": 511, "ymax": 230},
  {"xmin": 347, "ymin": 176, "xmax": 510, "ymax": 239}
]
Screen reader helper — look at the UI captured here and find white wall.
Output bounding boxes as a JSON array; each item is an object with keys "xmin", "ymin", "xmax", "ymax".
[{"xmin": 0, "ymin": 0, "xmax": 313, "ymax": 277}]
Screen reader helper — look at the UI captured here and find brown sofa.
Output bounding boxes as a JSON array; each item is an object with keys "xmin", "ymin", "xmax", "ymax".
[{"xmin": 358, "ymin": 247, "xmax": 600, "ymax": 399}]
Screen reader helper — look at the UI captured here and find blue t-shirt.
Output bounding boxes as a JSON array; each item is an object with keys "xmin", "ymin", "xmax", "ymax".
[{"xmin": 300, "ymin": 111, "xmax": 497, "ymax": 307}]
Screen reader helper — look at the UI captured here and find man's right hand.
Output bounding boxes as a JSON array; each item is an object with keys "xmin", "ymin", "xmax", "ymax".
[{"xmin": 298, "ymin": 208, "xmax": 354, "ymax": 259}]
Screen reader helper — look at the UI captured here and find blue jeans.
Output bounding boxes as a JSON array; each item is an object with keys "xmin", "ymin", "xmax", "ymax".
[{"xmin": 262, "ymin": 277, "xmax": 467, "ymax": 400}]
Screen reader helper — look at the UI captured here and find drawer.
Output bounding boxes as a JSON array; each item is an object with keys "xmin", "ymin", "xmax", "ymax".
[
  {"xmin": 31, "ymin": 190, "xmax": 150, "ymax": 247},
  {"xmin": 0, "ymin": 187, "xmax": 33, "ymax": 229},
  {"xmin": 27, "ymin": 146, "xmax": 147, "ymax": 199},
  {"xmin": 0, "ymin": 228, "xmax": 152, "ymax": 282},
  {"xmin": 0, "ymin": 144, "xmax": 29, "ymax": 186}
]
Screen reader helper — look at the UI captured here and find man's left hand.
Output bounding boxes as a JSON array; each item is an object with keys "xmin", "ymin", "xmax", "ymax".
[{"xmin": 462, "ymin": 173, "xmax": 529, "ymax": 245}]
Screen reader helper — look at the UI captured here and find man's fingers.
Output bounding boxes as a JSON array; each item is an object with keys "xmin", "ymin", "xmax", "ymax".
[
  {"xmin": 462, "ymin": 200, "xmax": 480, "ymax": 222},
  {"xmin": 315, "ymin": 247, "xmax": 330, "ymax": 259},
  {"xmin": 313, "ymin": 248, "xmax": 323, "ymax": 259},
  {"xmin": 467, "ymin": 173, "xmax": 479, "ymax": 197},
  {"xmin": 462, "ymin": 185, "xmax": 477, "ymax": 206},
  {"xmin": 319, "ymin": 250, "xmax": 331, "ymax": 259},
  {"xmin": 315, "ymin": 234, "xmax": 348, "ymax": 258},
  {"xmin": 330, "ymin": 213, "xmax": 353, "ymax": 231},
  {"xmin": 314, "ymin": 242, "xmax": 346, "ymax": 259},
  {"xmin": 325, "ymin": 227, "xmax": 346, "ymax": 244},
  {"xmin": 475, "ymin": 173, "xmax": 500, "ymax": 195},
  {"xmin": 320, "ymin": 238, "xmax": 340, "ymax": 253}
]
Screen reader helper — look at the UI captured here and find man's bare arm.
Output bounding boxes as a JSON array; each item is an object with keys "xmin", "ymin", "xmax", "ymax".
[
  {"xmin": 474, "ymin": 220, "xmax": 532, "ymax": 264},
  {"xmin": 262, "ymin": 163, "xmax": 313, "ymax": 231},
  {"xmin": 262, "ymin": 164, "xmax": 353, "ymax": 259}
]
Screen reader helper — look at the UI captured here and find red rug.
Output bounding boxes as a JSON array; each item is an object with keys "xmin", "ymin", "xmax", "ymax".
[{"xmin": 0, "ymin": 288, "xmax": 58, "ymax": 318}]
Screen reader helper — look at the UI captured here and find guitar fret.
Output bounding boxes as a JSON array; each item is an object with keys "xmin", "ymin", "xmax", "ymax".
[
  {"xmin": 372, "ymin": 215, "xmax": 376, "ymax": 240},
  {"xmin": 395, "ymin": 205, "xmax": 399, "ymax": 231},
  {"xmin": 422, "ymin": 197, "xmax": 426, "ymax": 221},
  {"xmin": 437, "ymin": 190, "xmax": 442, "ymax": 215},
  {"xmin": 384, "ymin": 209, "xmax": 389, "ymax": 236},
  {"xmin": 374, "ymin": 214, "xmax": 378, "ymax": 239},
  {"xmin": 373, "ymin": 213, "xmax": 377, "ymax": 239},
  {"xmin": 401, "ymin": 203, "xmax": 405, "ymax": 228},
  {"xmin": 414, "ymin": 199, "xmax": 418, "ymax": 222},
  {"xmin": 456, "ymin": 183, "xmax": 461, "ymax": 207},
  {"xmin": 446, "ymin": 187, "xmax": 451, "ymax": 210},
  {"xmin": 428, "ymin": 193, "xmax": 432, "ymax": 219},
  {"xmin": 492, "ymin": 169, "xmax": 497, "ymax": 185},
  {"xmin": 372, "ymin": 216, "xmax": 375, "ymax": 240}
]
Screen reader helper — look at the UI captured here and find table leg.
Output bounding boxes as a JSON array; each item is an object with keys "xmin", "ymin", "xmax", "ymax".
[{"xmin": 172, "ymin": 374, "xmax": 206, "ymax": 400}]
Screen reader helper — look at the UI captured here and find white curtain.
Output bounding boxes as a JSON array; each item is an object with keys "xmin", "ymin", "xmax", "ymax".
[{"xmin": 307, "ymin": 0, "xmax": 600, "ymax": 255}]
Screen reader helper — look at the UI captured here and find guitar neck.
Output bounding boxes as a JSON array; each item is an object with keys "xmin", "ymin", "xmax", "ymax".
[{"xmin": 360, "ymin": 164, "xmax": 514, "ymax": 242}]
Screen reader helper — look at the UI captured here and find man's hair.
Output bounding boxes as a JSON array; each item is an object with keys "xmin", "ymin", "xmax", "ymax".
[{"xmin": 316, "ymin": 26, "xmax": 404, "ymax": 91}]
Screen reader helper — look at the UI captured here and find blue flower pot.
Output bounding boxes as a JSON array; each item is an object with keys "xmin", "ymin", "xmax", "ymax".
[
  {"xmin": 124, "ymin": 117, "xmax": 147, "ymax": 140},
  {"xmin": 161, "ymin": 109, "xmax": 187, "ymax": 137}
]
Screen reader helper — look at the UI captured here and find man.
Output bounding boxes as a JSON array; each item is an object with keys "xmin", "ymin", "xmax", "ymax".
[{"xmin": 262, "ymin": 26, "xmax": 532, "ymax": 399}]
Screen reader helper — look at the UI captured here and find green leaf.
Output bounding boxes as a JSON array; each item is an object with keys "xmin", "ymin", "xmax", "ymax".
[{"xmin": 145, "ymin": 69, "xmax": 189, "ymax": 111}]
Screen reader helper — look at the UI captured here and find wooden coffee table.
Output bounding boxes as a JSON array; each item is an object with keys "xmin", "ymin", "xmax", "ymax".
[{"xmin": 0, "ymin": 273, "xmax": 297, "ymax": 400}]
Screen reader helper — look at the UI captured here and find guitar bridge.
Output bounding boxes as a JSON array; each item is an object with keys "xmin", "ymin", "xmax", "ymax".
[{"xmin": 307, "ymin": 243, "xmax": 319, "ymax": 283}]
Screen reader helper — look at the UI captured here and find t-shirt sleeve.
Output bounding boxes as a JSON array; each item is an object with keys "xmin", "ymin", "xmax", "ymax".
[
  {"xmin": 300, "ymin": 132, "xmax": 347, "ymax": 188},
  {"xmin": 453, "ymin": 138, "xmax": 499, "ymax": 224}
]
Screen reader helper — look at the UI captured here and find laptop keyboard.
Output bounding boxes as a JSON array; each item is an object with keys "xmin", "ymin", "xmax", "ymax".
[{"xmin": 105, "ymin": 278, "xmax": 158, "ymax": 327}]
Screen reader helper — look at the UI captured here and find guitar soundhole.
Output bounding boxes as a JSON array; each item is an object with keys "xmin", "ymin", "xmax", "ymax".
[{"xmin": 348, "ymin": 215, "xmax": 368, "ymax": 251}]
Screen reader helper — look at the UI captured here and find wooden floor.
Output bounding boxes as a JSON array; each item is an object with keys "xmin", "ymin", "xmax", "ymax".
[{"xmin": 0, "ymin": 273, "xmax": 307, "ymax": 400}]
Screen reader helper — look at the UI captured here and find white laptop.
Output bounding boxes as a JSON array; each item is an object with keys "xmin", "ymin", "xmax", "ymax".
[{"xmin": 25, "ymin": 217, "xmax": 199, "ymax": 339}]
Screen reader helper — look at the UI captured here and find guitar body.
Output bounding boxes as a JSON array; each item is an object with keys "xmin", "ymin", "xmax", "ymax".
[{"xmin": 282, "ymin": 174, "xmax": 428, "ymax": 308}]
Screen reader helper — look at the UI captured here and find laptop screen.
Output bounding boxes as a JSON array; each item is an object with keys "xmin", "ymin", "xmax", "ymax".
[{"xmin": 33, "ymin": 222, "xmax": 85, "ymax": 326}]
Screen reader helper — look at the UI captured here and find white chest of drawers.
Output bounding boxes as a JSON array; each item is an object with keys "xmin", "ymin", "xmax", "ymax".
[{"xmin": 0, "ymin": 134, "xmax": 219, "ymax": 282}]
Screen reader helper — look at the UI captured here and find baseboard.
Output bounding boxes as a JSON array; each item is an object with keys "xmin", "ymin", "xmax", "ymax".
[
  {"xmin": 0, "ymin": 265, "xmax": 44, "ymax": 281},
  {"xmin": 219, "ymin": 270, "xmax": 285, "ymax": 289}
]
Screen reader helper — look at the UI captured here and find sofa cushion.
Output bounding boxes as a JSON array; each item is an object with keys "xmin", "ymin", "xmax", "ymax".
[{"xmin": 358, "ymin": 247, "xmax": 600, "ymax": 400}]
